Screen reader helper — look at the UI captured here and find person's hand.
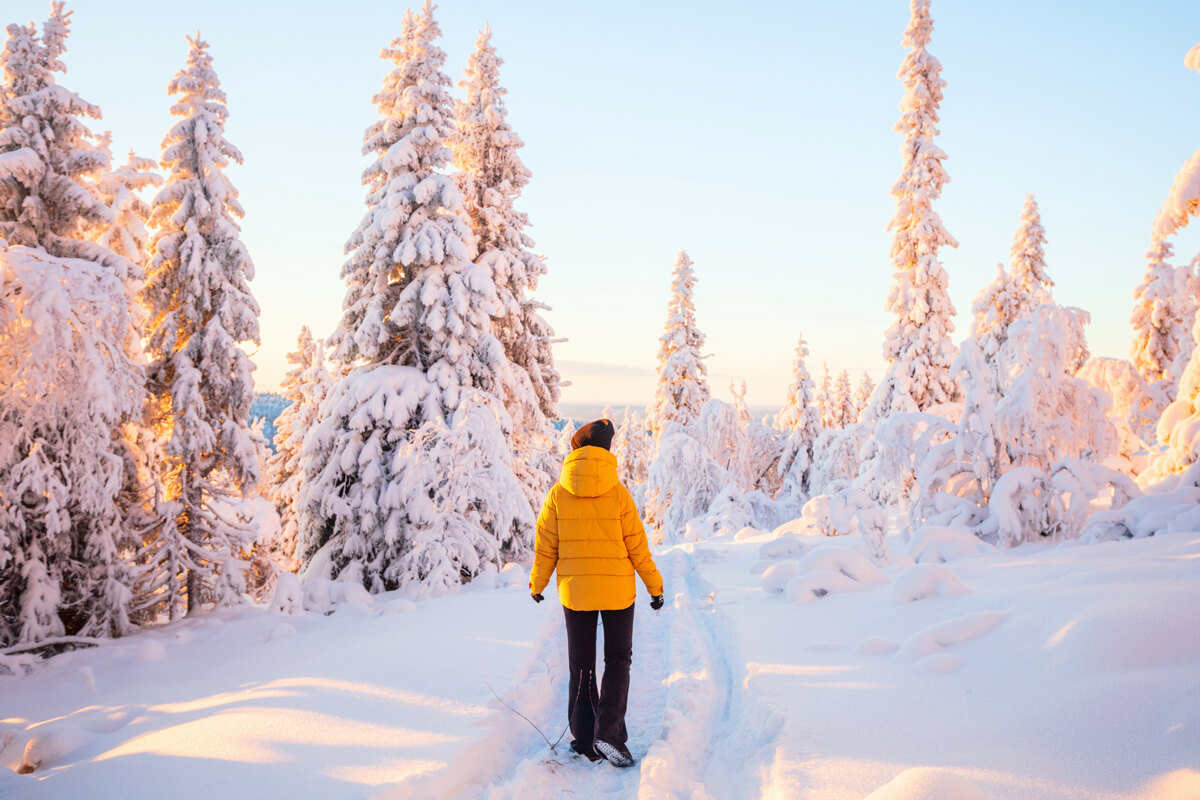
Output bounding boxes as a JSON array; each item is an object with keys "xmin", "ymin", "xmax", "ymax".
[
  {"xmin": 650, "ymin": 594, "xmax": 664, "ymax": 610},
  {"xmin": 531, "ymin": 593, "xmax": 544, "ymax": 603}
]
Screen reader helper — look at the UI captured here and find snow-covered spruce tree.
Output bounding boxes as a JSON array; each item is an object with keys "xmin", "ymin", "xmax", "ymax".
[
  {"xmin": 854, "ymin": 371, "xmax": 874, "ymax": 419},
  {"xmin": 808, "ymin": 422, "xmax": 872, "ymax": 497},
  {"xmin": 1130, "ymin": 235, "xmax": 1196, "ymax": 390},
  {"xmin": 95, "ymin": 146, "xmax": 161, "ymax": 271},
  {"xmin": 916, "ymin": 305, "xmax": 1123, "ymax": 545},
  {"xmin": 1136, "ymin": 48, "xmax": 1200, "ymax": 391},
  {"xmin": 0, "ymin": 8, "xmax": 152, "ymax": 646},
  {"xmin": 834, "ymin": 369, "xmax": 856, "ymax": 427},
  {"xmin": 94, "ymin": 144, "xmax": 161, "ymax": 352},
  {"xmin": 648, "ymin": 250, "xmax": 709, "ymax": 436},
  {"xmin": 645, "ymin": 398, "xmax": 783, "ymax": 542},
  {"xmin": 142, "ymin": 35, "xmax": 261, "ymax": 617},
  {"xmin": 987, "ymin": 307, "xmax": 1118, "ymax": 544},
  {"xmin": 868, "ymin": 0, "xmax": 959, "ymax": 419},
  {"xmin": 266, "ymin": 327, "xmax": 332, "ymax": 572},
  {"xmin": 815, "ymin": 362, "xmax": 833, "ymax": 428},
  {"xmin": 643, "ymin": 419, "xmax": 729, "ymax": 544},
  {"xmin": 0, "ymin": 242, "xmax": 144, "ymax": 646},
  {"xmin": 0, "ymin": 5, "xmax": 115, "ymax": 264},
  {"xmin": 1077, "ymin": 356, "xmax": 1165, "ymax": 473},
  {"xmin": 554, "ymin": 417, "xmax": 577, "ymax": 462},
  {"xmin": 973, "ymin": 195, "xmax": 1056, "ymax": 369},
  {"xmin": 1008, "ymin": 194, "xmax": 1053, "ymax": 308},
  {"xmin": 970, "ymin": 264, "xmax": 1020, "ymax": 367},
  {"xmin": 912, "ymin": 339, "xmax": 1003, "ymax": 535},
  {"xmin": 452, "ymin": 23, "xmax": 561, "ymax": 507},
  {"xmin": 695, "ymin": 397, "xmax": 780, "ymax": 495},
  {"xmin": 1141, "ymin": 314, "xmax": 1200, "ymax": 487},
  {"xmin": 301, "ymin": 4, "xmax": 532, "ymax": 594},
  {"xmin": 612, "ymin": 407, "xmax": 651, "ymax": 489},
  {"xmin": 776, "ymin": 334, "xmax": 821, "ymax": 499}
]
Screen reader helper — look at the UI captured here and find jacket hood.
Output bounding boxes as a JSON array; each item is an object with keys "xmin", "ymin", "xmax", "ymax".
[{"xmin": 559, "ymin": 446, "xmax": 620, "ymax": 498}]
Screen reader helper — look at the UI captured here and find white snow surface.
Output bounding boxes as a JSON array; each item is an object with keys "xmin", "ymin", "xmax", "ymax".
[{"xmin": 2, "ymin": 527, "xmax": 1198, "ymax": 799}]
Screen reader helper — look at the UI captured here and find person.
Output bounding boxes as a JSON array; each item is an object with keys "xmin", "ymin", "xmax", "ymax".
[{"xmin": 529, "ymin": 418, "xmax": 665, "ymax": 768}]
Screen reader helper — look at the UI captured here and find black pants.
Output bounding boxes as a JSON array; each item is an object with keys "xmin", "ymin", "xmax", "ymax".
[{"xmin": 563, "ymin": 603, "xmax": 635, "ymax": 749}]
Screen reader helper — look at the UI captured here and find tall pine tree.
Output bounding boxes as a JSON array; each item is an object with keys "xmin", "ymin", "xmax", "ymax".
[
  {"xmin": 972, "ymin": 195, "xmax": 1055, "ymax": 369},
  {"xmin": 816, "ymin": 362, "xmax": 833, "ymax": 428},
  {"xmin": 301, "ymin": 3, "xmax": 531, "ymax": 595},
  {"xmin": 142, "ymin": 35, "xmax": 261, "ymax": 617},
  {"xmin": 452, "ymin": 24, "xmax": 561, "ymax": 508},
  {"xmin": 0, "ymin": 5, "xmax": 146, "ymax": 645},
  {"xmin": 835, "ymin": 369, "xmax": 856, "ymax": 428},
  {"xmin": 0, "ymin": 4, "xmax": 112, "ymax": 263},
  {"xmin": 776, "ymin": 334, "xmax": 821, "ymax": 498},
  {"xmin": 854, "ymin": 371, "xmax": 875, "ymax": 419},
  {"xmin": 649, "ymin": 250, "xmax": 709, "ymax": 436},
  {"xmin": 1008, "ymin": 194, "xmax": 1052, "ymax": 309},
  {"xmin": 1138, "ymin": 46, "xmax": 1200, "ymax": 393},
  {"xmin": 1131, "ymin": 234, "xmax": 1196, "ymax": 389},
  {"xmin": 870, "ymin": 0, "xmax": 959, "ymax": 418},
  {"xmin": 267, "ymin": 327, "xmax": 331, "ymax": 572}
]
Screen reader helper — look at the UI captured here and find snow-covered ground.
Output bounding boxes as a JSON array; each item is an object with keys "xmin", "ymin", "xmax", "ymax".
[{"xmin": 2, "ymin": 527, "xmax": 1198, "ymax": 800}]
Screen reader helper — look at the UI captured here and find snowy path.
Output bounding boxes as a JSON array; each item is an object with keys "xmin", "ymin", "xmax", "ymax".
[{"xmin": 378, "ymin": 546, "xmax": 780, "ymax": 800}]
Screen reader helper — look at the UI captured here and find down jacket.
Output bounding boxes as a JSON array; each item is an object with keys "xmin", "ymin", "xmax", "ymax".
[{"xmin": 530, "ymin": 446, "xmax": 663, "ymax": 611}]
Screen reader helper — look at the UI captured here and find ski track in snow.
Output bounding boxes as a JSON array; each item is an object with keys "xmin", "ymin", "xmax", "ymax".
[{"xmin": 377, "ymin": 545, "xmax": 781, "ymax": 799}]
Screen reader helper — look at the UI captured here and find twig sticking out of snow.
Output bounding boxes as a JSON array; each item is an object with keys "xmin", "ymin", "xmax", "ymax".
[{"xmin": 484, "ymin": 681, "xmax": 568, "ymax": 752}]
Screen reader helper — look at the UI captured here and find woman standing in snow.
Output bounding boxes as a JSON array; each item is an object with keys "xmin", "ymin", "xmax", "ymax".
[{"xmin": 530, "ymin": 419, "xmax": 665, "ymax": 767}]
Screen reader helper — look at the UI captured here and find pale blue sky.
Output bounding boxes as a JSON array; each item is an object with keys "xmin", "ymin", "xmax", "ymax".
[{"xmin": 9, "ymin": 0, "xmax": 1200, "ymax": 408}]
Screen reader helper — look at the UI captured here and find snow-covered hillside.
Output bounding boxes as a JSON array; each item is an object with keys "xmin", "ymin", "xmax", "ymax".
[{"xmin": 3, "ymin": 526, "xmax": 1196, "ymax": 800}]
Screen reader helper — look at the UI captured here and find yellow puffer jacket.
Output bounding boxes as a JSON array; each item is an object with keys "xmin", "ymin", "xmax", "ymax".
[{"xmin": 530, "ymin": 446, "xmax": 664, "ymax": 611}]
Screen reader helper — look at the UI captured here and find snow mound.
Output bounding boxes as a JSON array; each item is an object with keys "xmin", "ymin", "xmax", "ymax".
[
  {"xmin": 907, "ymin": 525, "xmax": 995, "ymax": 564},
  {"xmin": 498, "ymin": 562, "xmax": 528, "ymax": 588},
  {"xmin": 330, "ymin": 581, "xmax": 373, "ymax": 608},
  {"xmin": 865, "ymin": 767, "xmax": 990, "ymax": 800},
  {"xmin": 761, "ymin": 562, "xmax": 799, "ymax": 593},
  {"xmin": 758, "ymin": 532, "xmax": 816, "ymax": 560},
  {"xmin": 897, "ymin": 611, "xmax": 1010, "ymax": 661},
  {"xmin": 133, "ymin": 639, "xmax": 167, "ymax": 664},
  {"xmin": 797, "ymin": 546, "xmax": 889, "ymax": 585},
  {"xmin": 889, "ymin": 563, "xmax": 971, "ymax": 604},
  {"xmin": 771, "ymin": 517, "xmax": 815, "ymax": 537},
  {"xmin": 303, "ymin": 578, "xmax": 375, "ymax": 612},
  {"xmin": 918, "ymin": 653, "xmax": 965, "ymax": 674},
  {"xmin": 785, "ymin": 570, "xmax": 862, "ymax": 603},
  {"xmin": 1050, "ymin": 600, "xmax": 1200, "ymax": 672},
  {"xmin": 303, "ymin": 579, "xmax": 332, "ymax": 611},
  {"xmin": 17, "ymin": 723, "xmax": 92, "ymax": 774},
  {"xmin": 734, "ymin": 525, "xmax": 767, "ymax": 542},
  {"xmin": 749, "ymin": 559, "xmax": 773, "ymax": 576},
  {"xmin": 856, "ymin": 636, "xmax": 900, "ymax": 655},
  {"xmin": 467, "ymin": 571, "xmax": 499, "ymax": 590},
  {"xmin": 264, "ymin": 623, "xmax": 297, "ymax": 643},
  {"xmin": 380, "ymin": 598, "xmax": 417, "ymax": 616},
  {"xmin": 781, "ymin": 546, "xmax": 890, "ymax": 603},
  {"xmin": 271, "ymin": 573, "xmax": 303, "ymax": 614}
]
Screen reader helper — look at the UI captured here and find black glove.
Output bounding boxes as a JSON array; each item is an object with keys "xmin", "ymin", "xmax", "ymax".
[
  {"xmin": 531, "ymin": 593, "xmax": 544, "ymax": 604},
  {"xmin": 650, "ymin": 594, "xmax": 664, "ymax": 610}
]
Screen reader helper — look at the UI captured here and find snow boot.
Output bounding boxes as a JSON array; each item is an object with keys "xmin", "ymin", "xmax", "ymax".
[
  {"xmin": 594, "ymin": 739, "xmax": 635, "ymax": 768},
  {"xmin": 569, "ymin": 741, "xmax": 602, "ymax": 762}
]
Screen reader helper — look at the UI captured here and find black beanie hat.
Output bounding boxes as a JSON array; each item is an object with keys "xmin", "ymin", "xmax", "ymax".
[{"xmin": 571, "ymin": 418, "xmax": 615, "ymax": 451}]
